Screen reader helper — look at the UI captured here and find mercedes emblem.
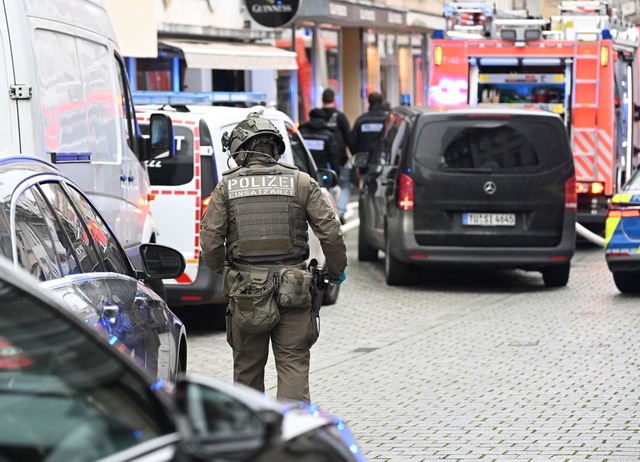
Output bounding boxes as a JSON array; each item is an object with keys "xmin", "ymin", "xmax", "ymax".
[{"xmin": 483, "ymin": 181, "xmax": 497, "ymax": 195}]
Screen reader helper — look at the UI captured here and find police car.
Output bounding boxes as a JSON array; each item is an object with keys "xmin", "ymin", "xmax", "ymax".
[
  {"xmin": 604, "ymin": 168, "xmax": 640, "ymax": 293},
  {"xmin": 134, "ymin": 92, "xmax": 342, "ymax": 325}
]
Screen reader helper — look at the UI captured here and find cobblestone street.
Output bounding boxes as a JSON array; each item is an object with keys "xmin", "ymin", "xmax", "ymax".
[{"xmin": 180, "ymin": 226, "xmax": 640, "ymax": 461}]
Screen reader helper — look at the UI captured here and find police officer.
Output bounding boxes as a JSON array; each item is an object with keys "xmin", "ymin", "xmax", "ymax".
[
  {"xmin": 350, "ymin": 91, "xmax": 389, "ymax": 167},
  {"xmin": 200, "ymin": 112, "xmax": 347, "ymax": 402},
  {"xmin": 319, "ymin": 88, "xmax": 352, "ymax": 224},
  {"xmin": 299, "ymin": 108, "xmax": 341, "ymax": 175}
]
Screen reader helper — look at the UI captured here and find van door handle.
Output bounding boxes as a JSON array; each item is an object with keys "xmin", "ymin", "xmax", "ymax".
[{"xmin": 380, "ymin": 179, "xmax": 394, "ymax": 186}]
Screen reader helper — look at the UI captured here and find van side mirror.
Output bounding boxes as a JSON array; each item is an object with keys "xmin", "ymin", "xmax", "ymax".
[{"xmin": 149, "ymin": 114, "xmax": 176, "ymax": 160}]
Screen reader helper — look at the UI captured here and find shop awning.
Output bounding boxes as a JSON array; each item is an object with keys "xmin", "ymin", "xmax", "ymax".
[
  {"xmin": 103, "ymin": 0, "xmax": 158, "ymax": 58},
  {"xmin": 159, "ymin": 40, "xmax": 298, "ymax": 70},
  {"xmin": 406, "ymin": 11, "xmax": 446, "ymax": 32}
]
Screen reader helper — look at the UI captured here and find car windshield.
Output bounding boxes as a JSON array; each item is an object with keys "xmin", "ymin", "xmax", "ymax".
[
  {"xmin": 414, "ymin": 117, "xmax": 565, "ymax": 173},
  {"xmin": 0, "ymin": 278, "xmax": 175, "ymax": 461}
]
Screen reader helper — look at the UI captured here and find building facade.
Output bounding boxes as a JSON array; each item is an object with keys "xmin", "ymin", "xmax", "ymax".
[{"xmin": 104, "ymin": 0, "xmax": 446, "ymax": 123}]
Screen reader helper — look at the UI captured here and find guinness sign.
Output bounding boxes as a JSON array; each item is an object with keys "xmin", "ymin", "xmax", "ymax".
[{"xmin": 246, "ymin": 0, "xmax": 300, "ymax": 28}]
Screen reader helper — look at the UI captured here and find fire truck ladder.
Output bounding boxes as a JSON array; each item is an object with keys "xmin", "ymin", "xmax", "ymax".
[{"xmin": 571, "ymin": 32, "xmax": 602, "ymax": 181}]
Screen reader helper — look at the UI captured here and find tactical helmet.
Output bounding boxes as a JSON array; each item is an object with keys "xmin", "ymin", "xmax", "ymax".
[{"xmin": 221, "ymin": 112, "xmax": 286, "ymax": 161}]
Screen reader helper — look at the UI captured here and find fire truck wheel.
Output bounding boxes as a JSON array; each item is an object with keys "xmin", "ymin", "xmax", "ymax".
[
  {"xmin": 612, "ymin": 271, "xmax": 640, "ymax": 294},
  {"xmin": 542, "ymin": 263, "xmax": 570, "ymax": 288}
]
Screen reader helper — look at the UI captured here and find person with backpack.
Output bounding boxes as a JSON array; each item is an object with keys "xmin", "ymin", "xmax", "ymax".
[
  {"xmin": 299, "ymin": 108, "xmax": 341, "ymax": 176},
  {"xmin": 319, "ymin": 88, "xmax": 352, "ymax": 224},
  {"xmin": 350, "ymin": 91, "xmax": 389, "ymax": 162}
]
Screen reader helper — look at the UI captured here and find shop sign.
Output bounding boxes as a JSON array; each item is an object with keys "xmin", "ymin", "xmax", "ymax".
[
  {"xmin": 388, "ymin": 12, "xmax": 403, "ymax": 24},
  {"xmin": 359, "ymin": 8, "xmax": 376, "ymax": 21},
  {"xmin": 246, "ymin": 0, "xmax": 300, "ymax": 28},
  {"xmin": 329, "ymin": 2, "xmax": 348, "ymax": 17}
]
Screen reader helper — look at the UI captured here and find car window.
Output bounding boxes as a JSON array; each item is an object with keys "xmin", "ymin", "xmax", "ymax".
[
  {"xmin": 142, "ymin": 124, "xmax": 195, "ymax": 186},
  {"xmin": 379, "ymin": 115, "xmax": 405, "ymax": 166},
  {"xmin": 115, "ymin": 54, "xmax": 136, "ymax": 153},
  {"xmin": 14, "ymin": 187, "xmax": 81, "ymax": 280},
  {"xmin": 64, "ymin": 185, "xmax": 131, "ymax": 275},
  {"xmin": 415, "ymin": 118, "xmax": 549, "ymax": 172},
  {"xmin": 0, "ymin": 278, "xmax": 175, "ymax": 460},
  {"xmin": 38, "ymin": 183, "xmax": 102, "ymax": 274}
]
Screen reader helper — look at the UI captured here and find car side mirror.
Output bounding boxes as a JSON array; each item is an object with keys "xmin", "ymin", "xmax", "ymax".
[
  {"xmin": 317, "ymin": 168, "xmax": 338, "ymax": 188},
  {"xmin": 139, "ymin": 244, "xmax": 186, "ymax": 279},
  {"xmin": 148, "ymin": 113, "xmax": 176, "ymax": 160},
  {"xmin": 174, "ymin": 376, "xmax": 283, "ymax": 460},
  {"xmin": 352, "ymin": 151, "xmax": 370, "ymax": 169}
]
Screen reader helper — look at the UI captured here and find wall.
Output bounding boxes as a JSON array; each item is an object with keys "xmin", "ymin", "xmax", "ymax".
[{"xmin": 156, "ymin": 0, "xmax": 245, "ymax": 29}]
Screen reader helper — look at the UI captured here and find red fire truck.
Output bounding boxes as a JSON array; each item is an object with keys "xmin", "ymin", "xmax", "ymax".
[{"xmin": 428, "ymin": 0, "xmax": 640, "ymax": 232}]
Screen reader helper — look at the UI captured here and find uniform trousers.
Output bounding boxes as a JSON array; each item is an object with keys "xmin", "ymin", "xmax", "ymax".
[{"xmin": 227, "ymin": 304, "xmax": 319, "ymax": 402}]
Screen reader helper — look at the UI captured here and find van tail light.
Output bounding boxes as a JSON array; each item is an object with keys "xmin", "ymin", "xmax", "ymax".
[
  {"xmin": 565, "ymin": 176, "xmax": 577, "ymax": 211},
  {"xmin": 398, "ymin": 173, "xmax": 414, "ymax": 211},
  {"xmin": 202, "ymin": 195, "xmax": 211, "ymax": 217}
]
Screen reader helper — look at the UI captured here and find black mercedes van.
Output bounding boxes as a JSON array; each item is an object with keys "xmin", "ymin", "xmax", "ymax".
[{"xmin": 355, "ymin": 106, "xmax": 576, "ymax": 287}]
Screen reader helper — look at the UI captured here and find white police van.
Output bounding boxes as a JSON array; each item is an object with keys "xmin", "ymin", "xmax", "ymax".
[
  {"xmin": 134, "ymin": 92, "xmax": 341, "ymax": 326},
  {"xmin": 0, "ymin": 0, "xmax": 173, "ymax": 251}
]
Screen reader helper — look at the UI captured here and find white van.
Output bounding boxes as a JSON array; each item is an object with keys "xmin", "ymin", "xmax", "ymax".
[
  {"xmin": 0, "ymin": 0, "xmax": 173, "ymax": 249},
  {"xmin": 134, "ymin": 92, "xmax": 341, "ymax": 326}
]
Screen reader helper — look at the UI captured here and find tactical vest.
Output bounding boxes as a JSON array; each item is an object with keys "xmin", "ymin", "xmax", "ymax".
[
  {"xmin": 300, "ymin": 127, "xmax": 335, "ymax": 170},
  {"xmin": 223, "ymin": 164, "xmax": 310, "ymax": 267},
  {"xmin": 353, "ymin": 110, "xmax": 387, "ymax": 154}
]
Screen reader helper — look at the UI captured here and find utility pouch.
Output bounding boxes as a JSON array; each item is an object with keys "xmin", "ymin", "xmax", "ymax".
[
  {"xmin": 277, "ymin": 267, "xmax": 313, "ymax": 308},
  {"xmin": 228, "ymin": 267, "xmax": 279, "ymax": 334},
  {"xmin": 222, "ymin": 266, "xmax": 241, "ymax": 297}
]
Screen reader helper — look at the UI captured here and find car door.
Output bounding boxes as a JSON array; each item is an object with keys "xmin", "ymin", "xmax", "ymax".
[
  {"xmin": 11, "ymin": 179, "xmax": 172, "ymax": 381},
  {"xmin": 361, "ymin": 113, "xmax": 407, "ymax": 248}
]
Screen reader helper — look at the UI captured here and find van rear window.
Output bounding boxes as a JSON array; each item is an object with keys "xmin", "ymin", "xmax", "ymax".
[
  {"xmin": 415, "ymin": 118, "xmax": 565, "ymax": 173},
  {"xmin": 141, "ymin": 125, "xmax": 194, "ymax": 186}
]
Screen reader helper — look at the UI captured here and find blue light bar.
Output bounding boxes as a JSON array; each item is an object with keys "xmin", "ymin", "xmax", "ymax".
[
  {"xmin": 50, "ymin": 152, "xmax": 92, "ymax": 164},
  {"xmin": 132, "ymin": 90, "xmax": 268, "ymax": 106}
]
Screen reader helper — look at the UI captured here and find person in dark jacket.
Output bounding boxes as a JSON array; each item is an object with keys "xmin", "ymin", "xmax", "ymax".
[
  {"xmin": 319, "ymin": 88, "xmax": 352, "ymax": 223},
  {"xmin": 299, "ymin": 108, "xmax": 341, "ymax": 176},
  {"xmin": 350, "ymin": 91, "xmax": 388, "ymax": 157}
]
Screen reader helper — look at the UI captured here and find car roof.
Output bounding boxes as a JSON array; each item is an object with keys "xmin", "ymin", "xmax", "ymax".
[
  {"xmin": 137, "ymin": 104, "xmax": 295, "ymax": 125},
  {"xmin": 137, "ymin": 104, "xmax": 301, "ymax": 174},
  {"xmin": 394, "ymin": 105, "xmax": 563, "ymax": 120},
  {"xmin": 0, "ymin": 156, "xmax": 64, "ymax": 193}
]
